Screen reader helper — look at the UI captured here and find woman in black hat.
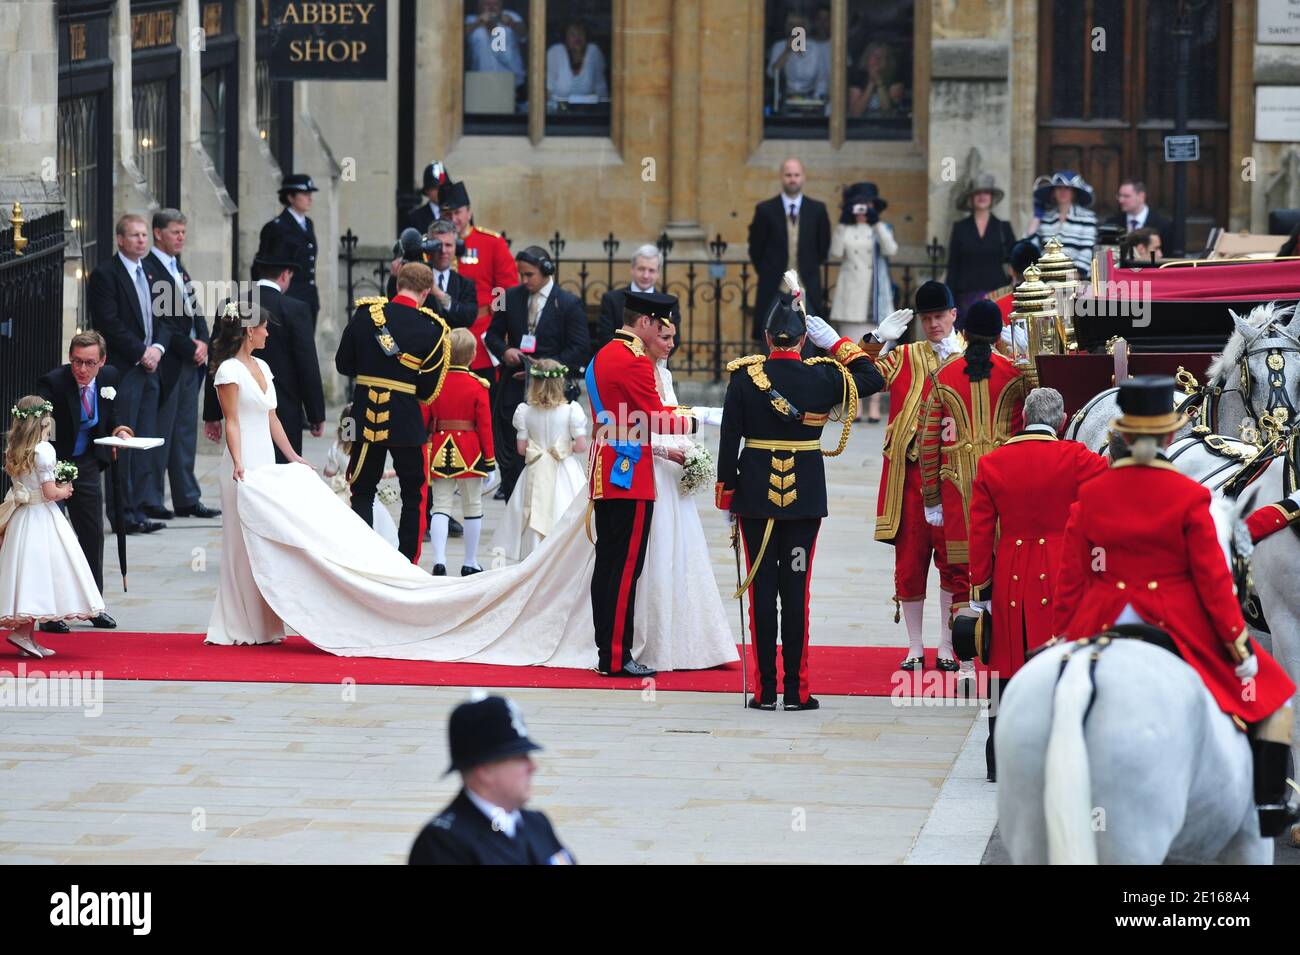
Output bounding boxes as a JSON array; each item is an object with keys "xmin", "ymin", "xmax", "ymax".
[
  {"xmin": 829, "ymin": 182, "xmax": 896, "ymax": 421},
  {"xmin": 945, "ymin": 173, "xmax": 1015, "ymax": 326},
  {"xmin": 1029, "ymin": 171, "xmax": 1097, "ymax": 278}
]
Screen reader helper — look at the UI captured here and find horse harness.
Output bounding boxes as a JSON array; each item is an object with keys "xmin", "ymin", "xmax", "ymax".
[{"xmin": 1032, "ymin": 626, "xmax": 1184, "ymax": 727}]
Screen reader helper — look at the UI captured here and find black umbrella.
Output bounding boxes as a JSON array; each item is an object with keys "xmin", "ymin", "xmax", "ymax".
[{"xmin": 110, "ymin": 451, "xmax": 128, "ymax": 592}]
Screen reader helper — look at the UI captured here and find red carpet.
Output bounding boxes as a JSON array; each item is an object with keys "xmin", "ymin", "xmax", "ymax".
[{"xmin": 0, "ymin": 633, "xmax": 991, "ymax": 698}]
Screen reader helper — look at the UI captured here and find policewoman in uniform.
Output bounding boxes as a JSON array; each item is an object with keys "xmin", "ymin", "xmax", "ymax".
[
  {"xmin": 409, "ymin": 694, "xmax": 575, "ymax": 865},
  {"xmin": 335, "ymin": 262, "xmax": 451, "ymax": 564},
  {"xmin": 716, "ymin": 297, "xmax": 884, "ymax": 710},
  {"xmin": 1053, "ymin": 375, "xmax": 1298, "ymax": 835},
  {"xmin": 586, "ymin": 291, "xmax": 698, "ymax": 678},
  {"xmin": 260, "ymin": 173, "xmax": 321, "ymax": 330}
]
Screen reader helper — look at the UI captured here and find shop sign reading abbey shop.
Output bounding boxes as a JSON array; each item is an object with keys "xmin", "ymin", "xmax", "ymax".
[{"xmin": 267, "ymin": 0, "xmax": 387, "ymax": 80}]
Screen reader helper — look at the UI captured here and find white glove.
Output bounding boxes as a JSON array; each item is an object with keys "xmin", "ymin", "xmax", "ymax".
[
  {"xmin": 874, "ymin": 308, "xmax": 912, "ymax": 343},
  {"xmin": 695, "ymin": 407, "xmax": 724, "ymax": 427},
  {"xmin": 972, "ymin": 600, "xmax": 991, "ymax": 614},
  {"xmin": 1235, "ymin": 653, "xmax": 1259, "ymax": 682},
  {"xmin": 803, "ymin": 314, "xmax": 839, "ymax": 350},
  {"xmin": 957, "ymin": 660, "xmax": 977, "ymax": 680},
  {"xmin": 924, "ymin": 504, "xmax": 944, "ymax": 527}
]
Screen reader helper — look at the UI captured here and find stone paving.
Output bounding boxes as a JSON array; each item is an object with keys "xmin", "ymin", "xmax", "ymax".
[{"xmin": 0, "ymin": 407, "xmax": 981, "ymax": 864}]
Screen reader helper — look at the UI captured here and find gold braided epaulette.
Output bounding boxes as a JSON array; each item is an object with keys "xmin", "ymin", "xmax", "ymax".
[
  {"xmin": 726, "ymin": 355, "xmax": 765, "ymax": 374},
  {"xmin": 355, "ymin": 296, "xmax": 387, "ymax": 309},
  {"xmin": 472, "ymin": 373, "xmax": 490, "ymax": 388},
  {"xmin": 474, "ymin": 226, "xmax": 502, "ymax": 238}
]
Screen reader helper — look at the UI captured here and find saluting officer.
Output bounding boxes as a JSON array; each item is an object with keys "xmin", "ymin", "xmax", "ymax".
[
  {"xmin": 716, "ymin": 297, "xmax": 884, "ymax": 710},
  {"xmin": 409, "ymin": 694, "xmax": 575, "ymax": 865},
  {"xmin": 260, "ymin": 173, "xmax": 321, "ymax": 331},
  {"xmin": 336, "ymin": 262, "xmax": 451, "ymax": 564}
]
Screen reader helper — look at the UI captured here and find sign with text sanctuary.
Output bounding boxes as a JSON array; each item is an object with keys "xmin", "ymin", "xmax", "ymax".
[{"xmin": 268, "ymin": 1, "xmax": 386, "ymax": 80}]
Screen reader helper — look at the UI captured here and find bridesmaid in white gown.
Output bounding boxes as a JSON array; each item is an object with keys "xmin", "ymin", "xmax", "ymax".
[{"xmin": 205, "ymin": 303, "xmax": 315, "ymax": 646}]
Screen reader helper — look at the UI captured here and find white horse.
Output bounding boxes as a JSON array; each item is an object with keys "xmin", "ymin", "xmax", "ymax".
[{"xmin": 995, "ymin": 497, "xmax": 1272, "ymax": 864}]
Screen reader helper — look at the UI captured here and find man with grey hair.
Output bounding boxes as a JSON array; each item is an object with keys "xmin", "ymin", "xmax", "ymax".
[
  {"xmin": 963, "ymin": 386, "xmax": 1108, "ymax": 780},
  {"xmin": 595, "ymin": 243, "xmax": 681, "ymax": 352},
  {"xmin": 143, "ymin": 208, "xmax": 219, "ymax": 520}
]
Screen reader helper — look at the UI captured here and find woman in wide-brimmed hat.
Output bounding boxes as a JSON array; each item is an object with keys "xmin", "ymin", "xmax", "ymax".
[
  {"xmin": 945, "ymin": 173, "xmax": 1016, "ymax": 328},
  {"xmin": 829, "ymin": 181, "xmax": 897, "ymax": 421},
  {"xmin": 1029, "ymin": 170, "xmax": 1097, "ymax": 277}
]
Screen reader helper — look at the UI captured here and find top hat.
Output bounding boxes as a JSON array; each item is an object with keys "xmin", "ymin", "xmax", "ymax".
[
  {"xmin": 764, "ymin": 295, "xmax": 806, "ymax": 342},
  {"xmin": 915, "ymin": 280, "xmax": 955, "ymax": 314},
  {"xmin": 444, "ymin": 694, "xmax": 543, "ymax": 776},
  {"xmin": 1111, "ymin": 374, "xmax": 1189, "ymax": 435},
  {"xmin": 624, "ymin": 289, "xmax": 677, "ymax": 326},
  {"xmin": 1009, "ymin": 239, "xmax": 1040, "ymax": 275},
  {"xmin": 956, "ymin": 173, "xmax": 1006, "ymax": 212},
  {"xmin": 1033, "ymin": 171, "xmax": 1094, "ymax": 209},
  {"xmin": 438, "ymin": 180, "xmax": 471, "ymax": 210},
  {"xmin": 422, "ymin": 161, "xmax": 449, "ymax": 193},
  {"xmin": 965, "ymin": 299, "xmax": 1004, "ymax": 338},
  {"xmin": 279, "ymin": 173, "xmax": 319, "ymax": 195},
  {"xmin": 252, "ymin": 228, "xmax": 303, "ymax": 274}
]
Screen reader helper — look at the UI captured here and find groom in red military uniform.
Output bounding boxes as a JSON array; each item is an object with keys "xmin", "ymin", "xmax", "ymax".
[{"xmin": 586, "ymin": 291, "xmax": 699, "ymax": 677}]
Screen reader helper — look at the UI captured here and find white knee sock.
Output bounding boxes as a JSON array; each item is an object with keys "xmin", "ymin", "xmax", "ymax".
[
  {"xmin": 429, "ymin": 513, "xmax": 450, "ymax": 566},
  {"xmin": 902, "ymin": 600, "xmax": 925, "ymax": 658},
  {"xmin": 938, "ymin": 590, "xmax": 955, "ymax": 659},
  {"xmin": 462, "ymin": 516, "xmax": 482, "ymax": 570}
]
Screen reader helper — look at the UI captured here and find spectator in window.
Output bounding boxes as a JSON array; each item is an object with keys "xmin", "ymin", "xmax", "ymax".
[
  {"xmin": 848, "ymin": 42, "xmax": 908, "ymax": 118},
  {"xmin": 1104, "ymin": 179, "xmax": 1173, "ymax": 253},
  {"xmin": 945, "ymin": 174, "xmax": 1016, "ymax": 326},
  {"xmin": 465, "ymin": 0, "xmax": 526, "ymax": 90},
  {"xmin": 767, "ymin": 11, "xmax": 830, "ymax": 104},
  {"xmin": 1031, "ymin": 171, "xmax": 1097, "ymax": 278},
  {"xmin": 546, "ymin": 21, "xmax": 608, "ymax": 111}
]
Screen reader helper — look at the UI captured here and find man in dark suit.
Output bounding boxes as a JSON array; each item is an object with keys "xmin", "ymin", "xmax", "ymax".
[
  {"xmin": 747, "ymin": 158, "xmax": 832, "ymax": 342},
  {"xmin": 1104, "ymin": 179, "xmax": 1173, "ymax": 254},
  {"xmin": 402, "ymin": 160, "xmax": 451, "ymax": 236},
  {"xmin": 425, "ymin": 220, "xmax": 478, "ymax": 329},
  {"xmin": 34, "ymin": 330, "xmax": 135, "ymax": 632},
  {"xmin": 142, "ymin": 208, "xmax": 220, "ymax": 520},
  {"xmin": 88, "ymin": 212, "xmax": 169, "ymax": 534},
  {"xmin": 260, "ymin": 173, "xmax": 321, "ymax": 329},
  {"xmin": 594, "ymin": 242, "xmax": 681, "ymax": 353},
  {"xmin": 484, "ymin": 245, "xmax": 590, "ymax": 500},
  {"xmin": 409, "ymin": 695, "xmax": 575, "ymax": 865},
  {"xmin": 202, "ymin": 234, "xmax": 326, "ymax": 461}
]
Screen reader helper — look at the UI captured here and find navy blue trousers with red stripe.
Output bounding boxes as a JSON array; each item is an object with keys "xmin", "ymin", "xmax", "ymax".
[
  {"xmin": 347, "ymin": 442, "xmax": 429, "ymax": 564},
  {"xmin": 739, "ymin": 516, "xmax": 821, "ymax": 704},
  {"xmin": 591, "ymin": 499, "xmax": 654, "ymax": 673}
]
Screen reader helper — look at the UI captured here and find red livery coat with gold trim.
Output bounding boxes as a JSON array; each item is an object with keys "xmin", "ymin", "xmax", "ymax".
[
  {"xmin": 918, "ymin": 352, "xmax": 1027, "ymax": 565},
  {"xmin": 587, "ymin": 330, "xmax": 696, "ymax": 502},
  {"xmin": 1052, "ymin": 460, "xmax": 1296, "ymax": 722},
  {"xmin": 456, "ymin": 225, "xmax": 518, "ymax": 370},
  {"xmin": 967, "ymin": 432, "xmax": 1108, "ymax": 675},
  {"xmin": 426, "ymin": 366, "xmax": 495, "ymax": 478},
  {"xmin": 1246, "ymin": 501, "xmax": 1300, "ymax": 543}
]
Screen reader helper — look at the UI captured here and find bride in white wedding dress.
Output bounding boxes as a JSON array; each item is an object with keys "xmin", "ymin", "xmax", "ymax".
[{"xmin": 203, "ymin": 307, "xmax": 737, "ymax": 671}]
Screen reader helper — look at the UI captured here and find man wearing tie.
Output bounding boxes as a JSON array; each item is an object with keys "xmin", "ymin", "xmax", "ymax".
[
  {"xmin": 747, "ymin": 158, "xmax": 831, "ymax": 343},
  {"xmin": 594, "ymin": 243, "xmax": 682, "ymax": 353},
  {"xmin": 425, "ymin": 220, "xmax": 478, "ymax": 330},
  {"xmin": 143, "ymin": 209, "xmax": 220, "ymax": 520},
  {"xmin": 88, "ymin": 213, "xmax": 169, "ymax": 534},
  {"xmin": 1103, "ymin": 179, "xmax": 1173, "ymax": 254}
]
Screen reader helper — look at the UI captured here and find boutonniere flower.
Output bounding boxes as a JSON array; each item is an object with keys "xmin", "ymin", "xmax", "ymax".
[{"xmin": 100, "ymin": 387, "xmax": 116, "ymax": 400}]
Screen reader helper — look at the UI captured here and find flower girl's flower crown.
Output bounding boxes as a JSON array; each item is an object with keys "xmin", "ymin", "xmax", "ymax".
[
  {"xmin": 10, "ymin": 400, "xmax": 53, "ymax": 420},
  {"xmin": 528, "ymin": 364, "xmax": 568, "ymax": 379}
]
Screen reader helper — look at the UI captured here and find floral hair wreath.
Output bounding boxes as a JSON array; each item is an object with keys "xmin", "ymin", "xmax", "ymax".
[
  {"xmin": 529, "ymin": 364, "xmax": 569, "ymax": 379},
  {"xmin": 221, "ymin": 301, "xmax": 246, "ymax": 323},
  {"xmin": 10, "ymin": 401, "xmax": 54, "ymax": 420}
]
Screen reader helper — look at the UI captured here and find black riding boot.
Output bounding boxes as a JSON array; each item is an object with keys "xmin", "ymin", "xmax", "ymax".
[{"xmin": 1252, "ymin": 738, "xmax": 1300, "ymax": 837}]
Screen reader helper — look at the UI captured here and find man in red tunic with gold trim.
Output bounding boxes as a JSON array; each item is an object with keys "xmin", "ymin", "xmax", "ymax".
[
  {"xmin": 862, "ymin": 281, "xmax": 967, "ymax": 672},
  {"xmin": 585, "ymin": 291, "xmax": 699, "ymax": 678},
  {"xmin": 1053, "ymin": 375, "xmax": 1298, "ymax": 836},
  {"xmin": 917, "ymin": 299, "xmax": 1028, "ymax": 667},
  {"xmin": 963, "ymin": 385, "xmax": 1108, "ymax": 780}
]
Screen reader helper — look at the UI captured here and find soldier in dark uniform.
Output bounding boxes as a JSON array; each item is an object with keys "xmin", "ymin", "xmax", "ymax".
[
  {"xmin": 403, "ymin": 160, "xmax": 451, "ymax": 236},
  {"xmin": 716, "ymin": 299, "xmax": 885, "ymax": 710},
  {"xmin": 260, "ymin": 173, "xmax": 321, "ymax": 330},
  {"xmin": 335, "ymin": 262, "xmax": 451, "ymax": 564},
  {"xmin": 409, "ymin": 694, "xmax": 575, "ymax": 866}
]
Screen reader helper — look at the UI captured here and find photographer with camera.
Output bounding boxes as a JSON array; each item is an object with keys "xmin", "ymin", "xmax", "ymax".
[
  {"xmin": 386, "ymin": 223, "xmax": 477, "ymax": 331},
  {"xmin": 485, "ymin": 246, "xmax": 589, "ymax": 502}
]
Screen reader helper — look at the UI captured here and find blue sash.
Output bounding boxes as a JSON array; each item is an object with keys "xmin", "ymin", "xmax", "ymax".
[{"xmin": 586, "ymin": 354, "xmax": 640, "ymax": 490}]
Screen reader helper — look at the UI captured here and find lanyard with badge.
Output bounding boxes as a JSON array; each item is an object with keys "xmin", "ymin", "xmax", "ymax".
[{"xmin": 521, "ymin": 292, "xmax": 542, "ymax": 355}]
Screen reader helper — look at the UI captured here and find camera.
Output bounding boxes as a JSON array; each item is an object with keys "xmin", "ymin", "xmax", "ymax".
[{"xmin": 394, "ymin": 227, "xmax": 438, "ymax": 264}]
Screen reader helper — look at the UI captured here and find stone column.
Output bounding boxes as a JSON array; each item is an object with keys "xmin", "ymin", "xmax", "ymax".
[
  {"xmin": 236, "ymin": 0, "xmax": 281, "ymax": 279},
  {"xmin": 666, "ymin": 0, "xmax": 705, "ymax": 251},
  {"xmin": 110, "ymin": 0, "xmax": 153, "ymax": 215}
]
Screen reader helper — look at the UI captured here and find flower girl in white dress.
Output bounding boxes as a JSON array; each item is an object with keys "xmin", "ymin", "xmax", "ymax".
[
  {"xmin": 0, "ymin": 396, "xmax": 104, "ymax": 658},
  {"xmin": 492, "ymin": 359, "xmax": 588, "ymax": 562}
]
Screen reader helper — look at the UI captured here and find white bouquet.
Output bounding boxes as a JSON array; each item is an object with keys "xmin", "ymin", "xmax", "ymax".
[
  {"xmin": 377, "ymin": 484, "xmax": 400, "ymax": 505},
  {"xmin": 678, "ymin": 444, "xmax": 714, "ymax": 498}
]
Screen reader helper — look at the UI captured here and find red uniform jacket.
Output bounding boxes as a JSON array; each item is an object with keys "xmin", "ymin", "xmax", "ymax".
[
  {"xmin": 1246, "ymin": 500, "xmax": 1300, "ymax": 543},
  {"xmin": 426, "ymin": 367, "xmax": 495, "ymax": 479},
  {"xmin": 587, "ymin": 330, "xmax": 696, "ymax": 501},
  {"xmin": 1053, "ymin": 460, "xmax": 1296, "ymax": 722},
  {"xmin": 919, "ymin": 352, "xmax": 1027, "ymax": 564},
  {"xmin": 968, "ymin": 432, "xmax": 1109, "ymax": 675},
  {"xmin": 456, "ymin": 226, "xmax": 518, "ymax": 370}
]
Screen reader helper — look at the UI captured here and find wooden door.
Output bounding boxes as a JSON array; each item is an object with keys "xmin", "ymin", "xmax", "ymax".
[{"xmin": 1037, "ymin": 0, "xmax": 1230, "ymax": 252}]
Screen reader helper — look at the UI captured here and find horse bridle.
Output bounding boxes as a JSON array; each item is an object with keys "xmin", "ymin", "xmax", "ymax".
[{"xmin": 1220, "ymin": 321, "xmax": 1300, "ymax": 431}]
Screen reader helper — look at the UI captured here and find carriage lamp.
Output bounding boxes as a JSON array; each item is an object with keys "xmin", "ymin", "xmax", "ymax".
[
  {"xmin": 1008, "ymin": 264, "xmax": 1058, "ymax": 386},
  {"xmin": 10, "ymin": 202, "xmax": 28, "ymax": 256},
  {"xmin": 1036, "ymin": 237, "xmax": 1080, "ymax": 353}
]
